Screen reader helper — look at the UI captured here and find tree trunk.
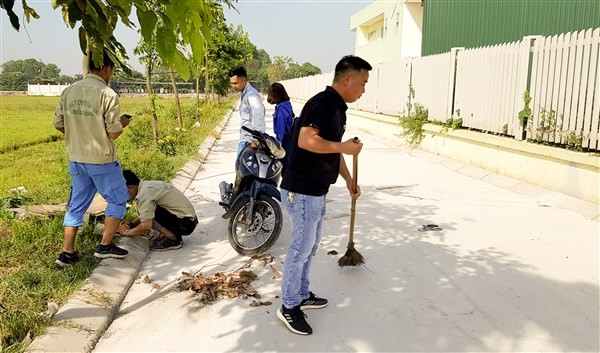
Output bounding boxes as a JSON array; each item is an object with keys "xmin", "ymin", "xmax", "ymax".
[
  {"xmin": 82, "ymin": 40, "xmax": 90, "ymax": 76},
  {"xmin": 204, "ymin": 45, "xmax": 210, "ymax": 105},
  {"xmin": 82, "ymin": 54, "xmax": 89, "ymax": 76},
  {"xmin": 195, "ymin": 75, "xmax": 200, "ymax": 122},
  {"xmin": 146, "ymin": 63, "xmax": 159, "ymax": 143},
  {"xmin": 170, "ymin": 70, "xmax": 183, "ymax": 129}
]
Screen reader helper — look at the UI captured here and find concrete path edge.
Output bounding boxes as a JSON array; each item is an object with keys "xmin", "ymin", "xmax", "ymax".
[{"xmin": 25, "ymin": 109, "xmax": 234, "ymax": 353}]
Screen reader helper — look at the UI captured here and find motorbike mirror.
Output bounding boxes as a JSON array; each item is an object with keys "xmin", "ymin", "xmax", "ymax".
[{"xmin": 265, "ymin": 139, "xmax": 286, "ymax": 159}]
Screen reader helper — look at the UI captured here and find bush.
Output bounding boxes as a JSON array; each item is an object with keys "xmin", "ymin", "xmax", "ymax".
[{"xmin": 399, "ymin": 103, "xmax": 429, "ymax": 146}]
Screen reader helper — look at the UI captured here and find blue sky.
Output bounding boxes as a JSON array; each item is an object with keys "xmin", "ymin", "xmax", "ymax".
[{"xmin": 1, "ymin": 0, "xmax": 371, "ymax": 76}]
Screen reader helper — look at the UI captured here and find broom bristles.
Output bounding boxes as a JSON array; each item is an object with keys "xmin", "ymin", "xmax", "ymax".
[{"xmin": 338, "ymin": 242, "xmax": 365, "ymax": 267}]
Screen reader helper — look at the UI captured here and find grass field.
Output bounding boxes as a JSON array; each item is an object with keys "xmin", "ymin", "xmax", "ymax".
[
  {"xmin": 0, "ymin": 95, "xmax": 229, "ymax": 204},
  {"xmin": 0, "ymin": 96, "xmax": 63, "ymax": 153},
  {"xmin": 0, "ymin": 94, "xmax": 234, "ymax": 353}
]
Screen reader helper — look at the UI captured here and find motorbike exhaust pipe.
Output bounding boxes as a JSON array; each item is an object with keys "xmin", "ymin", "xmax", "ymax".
[{"xmin": 219, "ymin": 181, "xmax": 232, "ymax": 203}]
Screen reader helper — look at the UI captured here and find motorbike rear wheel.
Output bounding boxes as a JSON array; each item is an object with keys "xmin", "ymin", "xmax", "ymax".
[{"xmin": 228, "ymin": 194, "xmax": 282, "ymax": 256}]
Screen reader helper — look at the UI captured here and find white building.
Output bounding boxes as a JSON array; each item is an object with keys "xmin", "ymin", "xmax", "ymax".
[{"xmin": 350, "ymin": 0, "xmax": 423, "ymax": 65}]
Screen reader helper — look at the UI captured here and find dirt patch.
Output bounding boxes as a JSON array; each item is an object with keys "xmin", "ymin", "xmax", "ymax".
[
  {"xmin": 0, "ymin": 221, "xmax": 12, "ymax": 241},
  {"xmin": 0, "ymin": 91, "xmax": 27, "ymax": 96}
]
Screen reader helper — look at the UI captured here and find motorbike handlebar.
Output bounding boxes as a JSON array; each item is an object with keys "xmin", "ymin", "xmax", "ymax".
[
  {"xmin": 242, "ymin": 125, "xmax": 259, "ymax": 135},
  {"xmin": 242, "ymin": 126, "xmax": 267, "ymax": 143}
]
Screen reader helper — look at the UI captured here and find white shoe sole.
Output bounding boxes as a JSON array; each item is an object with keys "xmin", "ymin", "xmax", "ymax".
[
  {"xmin": 276, "ymin": 308, "xmax": 312, "ymax": 335},
  {"xmin": 94, "ymin": 253, "xmax": 128, "ymax": 259},
  {"xmin": 300, "ymin": 302, "xmax": 328, "ymax": 310},
  {"xmin": 150, "ymin": 243, "xmax": 182, "ymax": 252}
]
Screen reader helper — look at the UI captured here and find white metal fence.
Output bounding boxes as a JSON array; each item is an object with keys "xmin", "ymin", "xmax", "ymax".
[{"xmin": 282, "ymin": 27, "xmax": 600, "ymax": 151}]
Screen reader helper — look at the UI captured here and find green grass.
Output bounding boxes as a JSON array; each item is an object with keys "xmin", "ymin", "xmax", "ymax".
[
  {"xmin": 0, "ymin": 96, "xmax": 64, "ymax": 153},
  {"xmin": 0, "ymin": 216, "xmax": 102, "ymax": 353},
  {"xmin": 0, "ymin": 141, "xmax": 70, "ymax": 204},
  {"xmin": 0, "ymin": 94, "xmax": 234, "ymax": 352},
  {"xmin": 0, "ymin": 96, "xmax": 233, "ymax": 203}
]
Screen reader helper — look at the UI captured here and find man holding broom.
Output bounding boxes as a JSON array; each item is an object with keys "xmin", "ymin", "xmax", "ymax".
[{"xmin": 277, "ymin": 55, "xmax": 372, "ymax": 335}]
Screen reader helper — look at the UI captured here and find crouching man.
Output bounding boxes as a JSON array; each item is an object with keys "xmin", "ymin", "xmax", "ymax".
[{"xmin": 118, "ymin": 170, "xmax": 198, "ymax": 251}]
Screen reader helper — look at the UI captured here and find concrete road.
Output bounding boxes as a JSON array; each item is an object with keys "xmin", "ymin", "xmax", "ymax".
[{"xmin": 93, "ymin": 104, "xmax": 599, "ymax": 352}]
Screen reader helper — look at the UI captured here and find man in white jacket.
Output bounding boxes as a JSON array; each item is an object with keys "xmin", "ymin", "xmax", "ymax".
[{"xmin": 228, "ymin": 66, "xmax": 266, "ymax": 156}]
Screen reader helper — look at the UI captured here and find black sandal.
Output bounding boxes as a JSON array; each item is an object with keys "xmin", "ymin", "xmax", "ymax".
[{"xmin": 418, "ymin": 224, "xmax": 442, "ymax": 232}]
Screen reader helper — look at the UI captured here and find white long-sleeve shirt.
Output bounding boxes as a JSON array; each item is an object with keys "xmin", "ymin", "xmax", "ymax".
[{"xmin": 238, "ymin": 82, "xmax": 265, "ymax": 143}]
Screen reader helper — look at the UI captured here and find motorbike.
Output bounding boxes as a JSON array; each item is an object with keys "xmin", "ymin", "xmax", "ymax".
[{"xmin": 219, "ymin": 126, "xmax": 286, "ymax": 256}]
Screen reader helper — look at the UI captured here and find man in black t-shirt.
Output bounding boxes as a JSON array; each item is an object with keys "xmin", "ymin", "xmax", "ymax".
[{"xmin": 277, "ymin": 55, "xmax": 372, "ymax": 335}]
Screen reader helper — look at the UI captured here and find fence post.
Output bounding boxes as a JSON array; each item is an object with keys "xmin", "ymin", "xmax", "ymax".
[
  {"xmin": 515, "ymin": 35, "xmax": 542, "ymax": 140},
  {"xmin": 448, "ymin": 47, "xmax": 464, "ymax": 119}
]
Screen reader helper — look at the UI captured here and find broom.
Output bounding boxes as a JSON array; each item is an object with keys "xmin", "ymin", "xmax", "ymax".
[{"xmin": 338, "ymin": 137, "xmax": 365, "ymax": 267}]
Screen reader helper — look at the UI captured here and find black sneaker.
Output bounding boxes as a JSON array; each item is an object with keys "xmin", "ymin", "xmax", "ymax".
[
  {"xmin": 150, "ymin": 236, "xmax": 182, "ymax": 251},
  {"xmin": 277, "ymin": 305, "xmax": 312, "ymax": 335},
  {"xmin": 55, "ymin": 251, "xmax": 81, "ymax": 268},
  {"xmin": 94, "ymin": 243, "xmax": 128, "ymax": 259},
  {"xmin": 300, "ymin": 291, "xmax": 328, "ymax": 310}
]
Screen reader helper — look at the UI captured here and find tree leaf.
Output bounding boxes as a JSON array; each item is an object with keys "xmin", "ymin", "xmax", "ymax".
[
  {"xmin": 136, "ymin": 8, "xmax": 157, "ymax": 43},
  {"xmin": 67, "ymin": 3, "xmax": 83, "ymax": 23},
  {"xmin": 78, "ymin": 26, "xmax": 87, "ymax": 54},
  {"xmin": 189, "ymin": 31, "xmax": 205, "ymax": 66},
  {"xmin": 6, "ymin": 9, "xmax": 19, "ymax": 30},
  {"xmin": 173, "ymin": 51, "xmax": 190, "ymax": 81},
  {"xmin": 1, "ymin": 0, "xmax": 20, "ymax": 30},
  {"xmin": 155, "ymin": 24, "xmax": 175, "ymax": 67},
  {"xmin": 23, "ymin": 1, "xmax": 40, "ymax": 22},
  {"xmin": 51, "ymin": 0, "xmax": 70, "ymax": 10}
]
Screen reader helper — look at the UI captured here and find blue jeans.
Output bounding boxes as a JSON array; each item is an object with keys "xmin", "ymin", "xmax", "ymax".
[
  {"xmin": 237, "ymin": 140, "xmax": 249, "ymax": 157},
  {"xmin": 280, "ymin": 189, "xmax": 327, "ymax": 308},
  {"xmin": 63, "ymin": 161, "xmax": 128, "ymax": 227}
]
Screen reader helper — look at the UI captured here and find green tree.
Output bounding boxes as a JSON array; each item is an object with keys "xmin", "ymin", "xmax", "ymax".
[
  {"xmin": 1, "ymin": 0, "xmax": 235, "ymax": 78},
  {"xmin": 206, "ymin": 22, "xmax": 253, "ymax": 97},
  {"xmin": 247, "ymin": 48, "xmax": 270, "ymax": 92},
  {"xmin": 58, "ymin": 74, "xmax": 77, "ymax": 84},
  {"xmin": 284, "ymin": 62, "xmax": 321, "ymax": 79},
  {"xmin": 267, "ymin": 56, "xmax": 292, "ymax": 83},
  {"xmin": 134, "ymin": 37, "xmax": 161, "ymax": 143},
  {"xmin": 0, "ymin": 58, "xmax": 62, "ymax": 90}
]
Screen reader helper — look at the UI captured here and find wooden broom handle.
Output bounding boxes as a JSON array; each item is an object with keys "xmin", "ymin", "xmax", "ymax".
[{"xmin": 349, "ymin": 137, "xmax": 359, "ymax": 243}]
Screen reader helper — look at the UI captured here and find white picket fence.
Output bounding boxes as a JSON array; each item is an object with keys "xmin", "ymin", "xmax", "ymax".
[
  {"xmin": 454, "ymin": 40, "xmax": 528, "ymax": 137},
  {"xmin": 282, "ymin": 27, "xmax": 600, "ymax": 151},
  {"xmin": 528, "ymin": 28, "xmax": 600, "ymax": 150}
]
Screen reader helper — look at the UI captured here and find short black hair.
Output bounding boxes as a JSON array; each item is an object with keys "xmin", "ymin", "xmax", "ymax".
[
  {"xmin": 88, "ymin": 49, "xmax": 116, "ymax": 72},
  {"xmin": 123, "ymin": 170, "xmax": 140, "ymax": 186},
  {"xmin": 228, "ymin": 66, "xmax": 247, "ymax": 78},
  {"xmin": 333, "ymin": 55, "xmax": 372, "ymax": 82}
]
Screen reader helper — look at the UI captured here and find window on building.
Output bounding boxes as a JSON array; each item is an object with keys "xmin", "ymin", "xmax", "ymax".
[{"xmin": 367, "ymin": 22, "xmax": 384, "ymax": 43}]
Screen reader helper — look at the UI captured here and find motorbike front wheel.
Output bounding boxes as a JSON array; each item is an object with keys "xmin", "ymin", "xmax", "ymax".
[{"xmin": 228, "ymin": 194, "xmax": 282, "ymax": 256}]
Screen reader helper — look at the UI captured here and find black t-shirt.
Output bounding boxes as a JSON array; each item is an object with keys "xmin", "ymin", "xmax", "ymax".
[{"xmin": 280, "ymin": 86, "xmax": 347, "ymax": 196}]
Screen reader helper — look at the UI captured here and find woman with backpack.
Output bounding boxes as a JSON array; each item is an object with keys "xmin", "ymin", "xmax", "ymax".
[{"xmin": 267, "ymin": 82, "xmax": 294, "ymax": 173}]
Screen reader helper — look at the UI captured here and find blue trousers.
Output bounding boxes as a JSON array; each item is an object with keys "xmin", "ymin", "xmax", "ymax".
[
  {"xmin": 63, "ymin": 161, "xmax": 128, "ymax": 227},
  {"xmin": 280, "ymin": 189, "xmax": 327, "ymax": 308}
]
